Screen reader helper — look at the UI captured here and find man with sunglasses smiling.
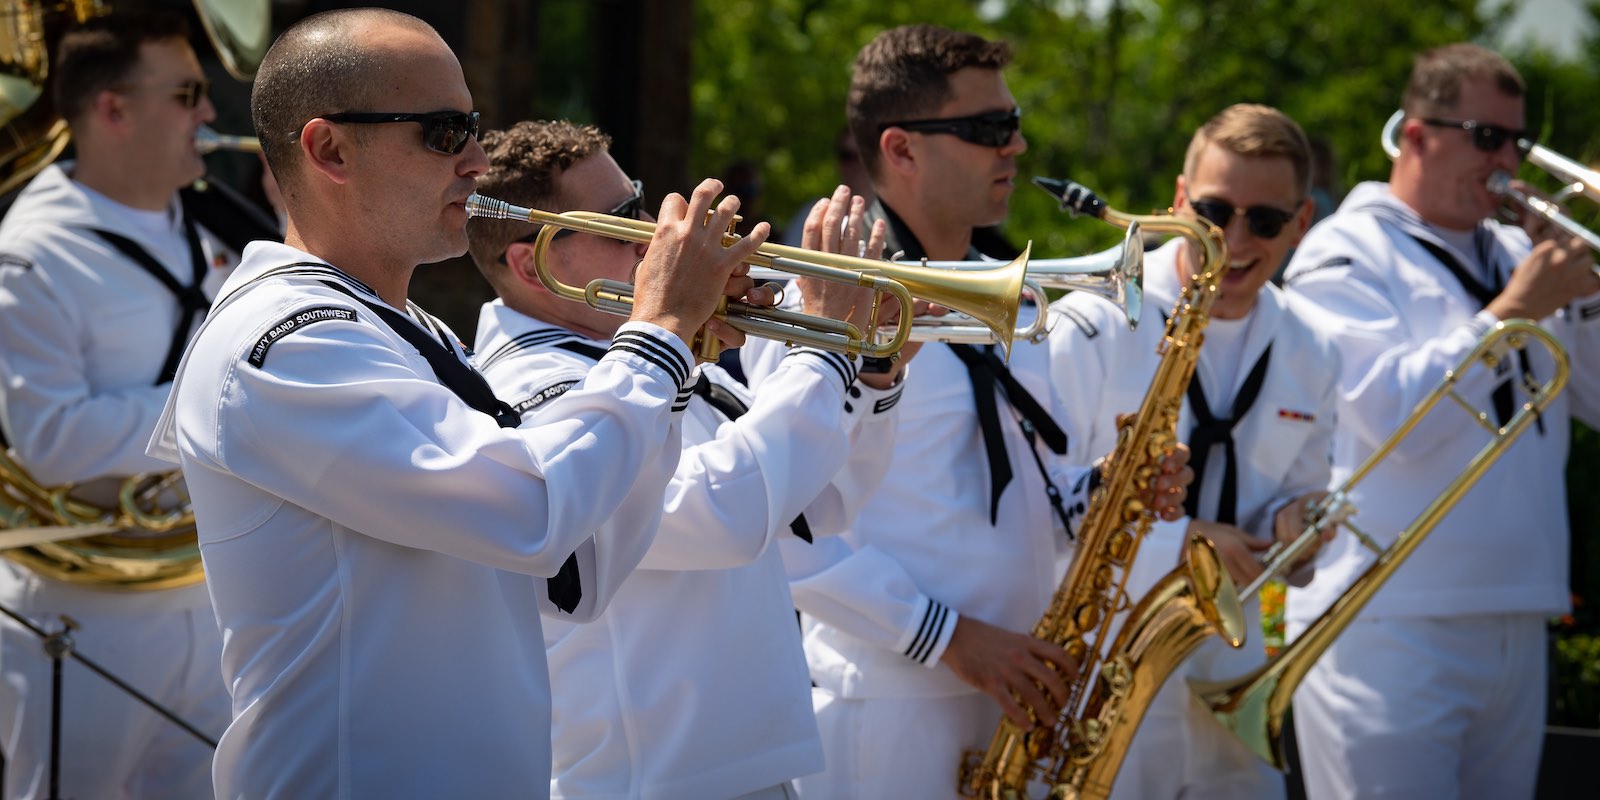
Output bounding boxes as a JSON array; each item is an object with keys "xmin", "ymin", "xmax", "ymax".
[
  {"xmin": 0, "ymin": 11, "xmax": 240, "ymax": 799},
  {"xmin": 1049, "ymin": 103, "xmax": 1339, "ymax": 800},
  {"xmin": 145, "ymin": 9, "xmax": 765, "ymax": 798},
  {"xmin": 467, "ymin": 119, "xmax": 909, "ymax": 800},
  {"xmin": 1284, "ymin": 43, "xmax": 1600, "ymax": 800},
  {"xmin": 773, "ymin": 24, "xmax": 1192, "ymax": 799}
]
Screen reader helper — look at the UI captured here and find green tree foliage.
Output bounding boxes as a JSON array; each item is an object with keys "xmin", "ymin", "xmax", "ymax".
[{"xmin": 691, "ymin": 0, "xmax": 1533, "ymax": 253}]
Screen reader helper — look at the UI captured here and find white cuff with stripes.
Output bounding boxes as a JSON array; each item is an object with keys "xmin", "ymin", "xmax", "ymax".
[{"xmin": 899, "ymin": 596, "xmax": 957, "ymax": 667}]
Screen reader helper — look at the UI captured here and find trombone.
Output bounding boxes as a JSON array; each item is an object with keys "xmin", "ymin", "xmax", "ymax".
[
  {"xmin": 1191, "ymin": 319, "xmax": 1568, "ymax": 769},
  {"xmin": 466, "ymin": 193, "xmax": 1030, "ymax": 362},
  {"xmin": 1381, "ymin": 110, "xmax": 1600, "ymax": 257}
]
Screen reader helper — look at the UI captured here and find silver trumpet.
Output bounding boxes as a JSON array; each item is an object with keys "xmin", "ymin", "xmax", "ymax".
[
  {"xmin": 748, "ymin": 220, "xmax": 1143, "ymax": 347},
  {"xmin": 1381, "ymin": 110, "xmax": 1600, "ymax": 258},
  {"xmin": 195, "ymin": 125, "xmax": 262, "ymax": 155}
]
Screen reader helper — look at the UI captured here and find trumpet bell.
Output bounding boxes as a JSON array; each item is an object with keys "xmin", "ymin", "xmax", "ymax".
[{"xmin": 466, "ymin": 193, "xmax": 1031, "ymax": 361}]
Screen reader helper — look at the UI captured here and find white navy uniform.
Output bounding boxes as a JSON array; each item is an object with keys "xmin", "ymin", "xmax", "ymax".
[
  {"xmin": 1049, "ymin": 238, "xmax": 1339, "ymax": 800},
  {"xmin": 474, "ymin": 300, "xmax": 900, "ymax": 800},
  {"xmin": 146, "ymin": 241, "xmax": 692, "ymax": 799},
  {"xmin": 1283, "ymin": 181, "xmax": 1600, "ymax": 800},
  {"xmin": 740, "ymin": 201, "xmax": 1098, "ymax": 799},
  {"xmin": 0, "ymin": 162, "xmax": 238, "ymax": 800}
]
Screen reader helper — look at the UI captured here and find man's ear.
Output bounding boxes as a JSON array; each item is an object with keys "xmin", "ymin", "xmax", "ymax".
[
  {"xmin": 877, "ymin": 127, "xmax": 917, "ymax": 179},
  {"xmin": 91, "ymin": 89, "xmax": 128, "ymax": 130},
  {"xmin": 298, "ymin": 119, "xmax": 352, "ymax": 186}
]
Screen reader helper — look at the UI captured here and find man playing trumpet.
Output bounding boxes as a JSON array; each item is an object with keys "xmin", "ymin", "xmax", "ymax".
[
  {"xmin": 147, "ymin": 9, "xmax": 763, "ymax": 797},
  {"xmin": 467, "ymin": 119, "xmax": 910, "ymax": 800},
  {"xmin": 1285, "ymin": 43, "xmax": 1600, "ymax": 799}
]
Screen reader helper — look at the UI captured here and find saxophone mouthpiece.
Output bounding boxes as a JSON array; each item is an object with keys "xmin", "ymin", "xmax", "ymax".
[{"xmin": 1034, "ymin": 177, "xmax": 1106, "ymax": 219}]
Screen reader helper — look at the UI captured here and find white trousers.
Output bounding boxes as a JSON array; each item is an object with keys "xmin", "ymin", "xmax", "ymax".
[
  {"xmin": 0, "ymin": 562, "xmax": 230, "ymax": 800},
  {"xmin": 795, "ymin": 687, "xmax": 996, "ymax": 800},
  {"xmin": 1109, "ymin": 669, "xmax": 1286, "ymax": 800},
  {"xmin": 1290, "ymin": 614, "xmax": 1546, "ymax": 800}
]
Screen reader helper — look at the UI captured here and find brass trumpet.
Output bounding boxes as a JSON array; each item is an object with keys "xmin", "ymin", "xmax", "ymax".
[
  {"xmin": 1381, "ymin": 110, "xmax": 1600, "ymax": 258},
  {"xmin": 746, "ymin": 221, "xmax": 1143, "ymax": 346},
  {"xmin": 465, "ymin": 193, "xmax": 1030, "ymax": 362},
  {"xmin": 1192, "ymin": 319, "xmax": 1568, "ymax": 769}
]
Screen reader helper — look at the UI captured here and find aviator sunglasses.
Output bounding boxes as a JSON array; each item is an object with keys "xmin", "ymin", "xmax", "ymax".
[
  {"xmin": 116, "ymin": 78, "xmax": 209, "ymax": 109},
  {"xmin": 1185, "ymin": 193, "xmax": 1297, "ymax": 239},
  {"xmin": 1420, "ymin": 118, "xmax": 1535, "ymax": 158},
  {"xmin": 500, "ymin": 179, "xmax": 646, "ymax": 262},
  {"xmin": 316, "ymin": 110, "xmax": 481, "ymax": 155},
  {"xmin": 880, "ymin": 107, "xmax": 1022, "ymax": 148}
]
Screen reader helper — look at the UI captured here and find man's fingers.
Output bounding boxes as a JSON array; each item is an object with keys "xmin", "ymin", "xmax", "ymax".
[
  {"xmin": 704, "ymin": 317, "xmax": 746, "ymax": 349},
  {"xmin": 800, "ymin": 197, "xmax": 830, "ymax": 251},
  {"xmin": 821, "ymin": 185, "xmax": 850, "ymax": 254},
  {"xmin": 865, "ymin": 218, "xmax": 888, "ymax": 261}
]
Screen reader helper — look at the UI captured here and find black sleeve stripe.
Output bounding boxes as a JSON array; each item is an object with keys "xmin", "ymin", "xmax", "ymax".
[
  {"xmin": 611, "ymin": 341, "xmax": 688, "ymax": 391},
  {"xmin": 612, "ymin": 331, "xmax": 689, "ymax": 388},
  {"xmin": 904, "ymin": 600, "xmax": 950, "ymax": 664},
  {"xmin": 479, "ymin": 329, "xmax": 586, "ymax": 371},
  {"xmin": 873, "ymin": 388, "xmax": 903, "ymax": 414},
  {"xmin": 789, "ymin": 347, "xmax": 856, "ymax": 391}
]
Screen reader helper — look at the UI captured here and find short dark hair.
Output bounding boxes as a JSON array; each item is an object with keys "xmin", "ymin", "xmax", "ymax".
[
  {"xmin": 1402, "ymin": 42, "xmax": 1524, "ymax": 119},
  {"xmin": 250, "ymin": 8, "xmax": 438, "ymax": 193},
  {"xmin": 1184, "ymin": 104, "xmax": 1314, "ymax": 199},
  {"xmin": 847, "ymin": 25, "xmax": 1012, "ymax": 178},
  {"xmin": 53, "ymin": 11, "xmax": 191, "ymax": 126},
  {"xmin": 466, "ymin": 120, "xmax": 613, "ymax": 285}
]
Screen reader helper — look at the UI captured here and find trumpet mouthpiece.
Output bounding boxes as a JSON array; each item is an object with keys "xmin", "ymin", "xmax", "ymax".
[
  {"xmin": 1486, "ymin": 171, "xmax": 1513, "ymax": 197},
  {"xmin": 194, "ymin": 126, "xmax": 262, "ymax": 155},
  {"xmin": 465, "ymin": 194, "xmax": 517, "ymax": 220}
]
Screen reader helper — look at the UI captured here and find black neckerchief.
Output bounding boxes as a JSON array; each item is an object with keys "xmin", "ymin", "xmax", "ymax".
[
  {"xmin": 313, "ymin": 277, "xmax": 583, "ymax": 613},
  {"xmin": 1183, "ymin": 343, "xmax": 1273, "ymax": 525},
  {"xmin": 1408, "ymin": 234, "xmax": 1543, "ymax": 435},
  {"xmin": 89, "ymin": 215, "xmax": 209, "ymax": 385},
  {"xmin": 873, "ymin": 200, "xmax": 1072, "ymax": 528}
]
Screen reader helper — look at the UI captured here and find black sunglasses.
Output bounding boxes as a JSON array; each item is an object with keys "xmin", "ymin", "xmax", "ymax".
[
  {"xmin": 550, "ymin": 179, "xmax": 646, "ymax": 242},
  {"xmin": 880, "ymin": 107, "xmax": 1022, "ymax": 148},
  {"xmin": 116, "ymin": 78, "xmax": 209, "ymax": 110},
  {"xmin": 1186, "ymin": 193, "xmax": 1298, "ymax": 239},
  {"xmin": 500, "ymin": 180, "xmax": 646, "ymax": 262},
  {"xmin": 1420, "ymin": 118, "xmax": 1535, "ymax": 158},
  {"xmin": 318, "ymin": 110, "xmax": 481, "ymax": 155}
]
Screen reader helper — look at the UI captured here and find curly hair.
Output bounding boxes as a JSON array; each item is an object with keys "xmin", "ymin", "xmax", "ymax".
[
  {"xmin": 465, "ymin": 120, "xmax": 613, "ymax": 283},
  {"xmin": 847, "ymin": 25, "xmax": 1012, "ymax": 178}
]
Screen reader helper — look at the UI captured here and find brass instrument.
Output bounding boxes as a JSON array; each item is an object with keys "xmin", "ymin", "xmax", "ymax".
[
  {"xmin": 0, "ymin": 0, "xmax": 270, "ymax": 588},
  {"xmin": 746, "ymin": 221, "xmax": 1143, "ymax": 346},
  {"xmin": 1381, "ymin": 109, "xmax": 1600, "ymax": 258},
  {"xmin": 917, "ymin": 220, "xmax": 1145, "ymax": 332},
  {"xmin": 0, "ymin": 450, "xmax": 201, "ymax": 589},
  {"xmin": 893, "ymin": 279, "xmax": 1052, "ymax": 346},
  {"xmin": 1192, "ymin": 319, "xmax": 1568, "ymax": 769},
  {"xmin": 195, "ymin": 124, "xmax": 260, "ymax": 155},
  {"xmin": 959, "ymin": 178, "xmax": 1246, "ymax": 800},
  {"xmin": 465, "ymin": 193, "xmax": 1030, "ymax": 362}
]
